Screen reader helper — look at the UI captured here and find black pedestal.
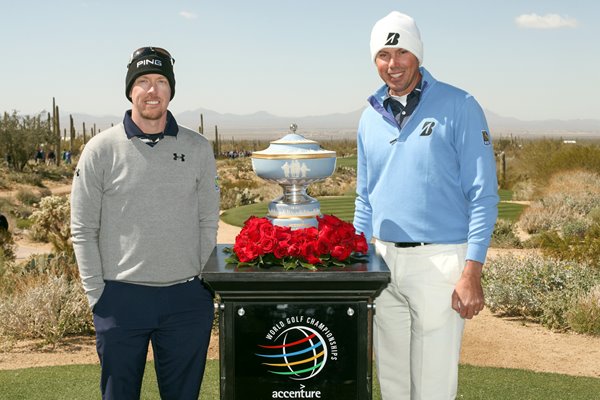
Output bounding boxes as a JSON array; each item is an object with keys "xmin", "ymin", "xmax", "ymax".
[{"xmin": 203, "ymin": 244, "xmax": 390, "ymax": 400}]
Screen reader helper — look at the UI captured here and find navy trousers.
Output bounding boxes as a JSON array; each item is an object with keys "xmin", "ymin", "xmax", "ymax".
[{"xmin": 92, "ymin": 277, "xmax": 214, "ymax": 400}]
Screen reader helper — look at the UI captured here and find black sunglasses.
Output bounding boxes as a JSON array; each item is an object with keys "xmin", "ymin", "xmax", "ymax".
[{"xmin": 127, "ymin": 47, "xmax": 175, "ymax": 67}]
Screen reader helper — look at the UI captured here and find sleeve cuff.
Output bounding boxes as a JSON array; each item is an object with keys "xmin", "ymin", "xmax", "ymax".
[{"xmin": 466, "ymin": 243, "xmax": 488, "ymax": 264}]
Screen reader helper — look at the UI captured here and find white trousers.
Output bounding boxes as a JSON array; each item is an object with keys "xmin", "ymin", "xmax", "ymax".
[{"xmin": 373, "ymin": 240, "xmax": 467, "ymax": 400}]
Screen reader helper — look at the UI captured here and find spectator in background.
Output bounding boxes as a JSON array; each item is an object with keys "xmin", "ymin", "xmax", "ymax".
[
  {"xmin": 35, "ymin": 148, "xmax": 44, "ymax": 164},
  {"xmin": 46, "ymin": 150, "xmax": 56, "ymax": 165}
]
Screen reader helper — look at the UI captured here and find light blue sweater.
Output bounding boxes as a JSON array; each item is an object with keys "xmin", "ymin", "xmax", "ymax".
[{"xmin": 353, "ymin": 67, "xmax": 498, "ymax": 263}]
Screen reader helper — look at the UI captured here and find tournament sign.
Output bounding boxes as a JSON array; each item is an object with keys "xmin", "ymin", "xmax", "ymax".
[{"xmin": 231, "ymin": 302, "xmax": 365, "ymax": 399}]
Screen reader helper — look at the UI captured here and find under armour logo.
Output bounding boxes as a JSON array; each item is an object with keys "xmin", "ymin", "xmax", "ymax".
[
  {"xmin": 420, "ymin": 121, "xmax": 435, "ymax": 136},
  {"xmin": 385, "ymin": 32, "xmax": 400, "ymax": 46},
  {"xmin": 173, "ymin": 153, "xmax": 185, "ymax": 162}
]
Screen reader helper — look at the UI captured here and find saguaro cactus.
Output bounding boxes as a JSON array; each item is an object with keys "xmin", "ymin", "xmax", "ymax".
[
  {"xmin": 69, "ymin": 115, "xmax": 75, "ymax": 153},
  {"xmin": 82, "ymin": 122, "xmax": 87, "ymax": 144},
  {"xmin": 52, "ymin": 98, "xmax": 61, "ymax": 166}
]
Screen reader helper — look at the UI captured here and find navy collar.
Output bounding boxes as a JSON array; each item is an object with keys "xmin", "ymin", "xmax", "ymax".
[
  {"xmin": 383, "ymin": 78, "xmax": 422, "ymax": 106},
  {"xmin": 123, "ymin": 110, "xmax": 179, "ymax": 139},
  {"xmin": 383, "ymin": 78, "xmax": 422, "ymax": 126}
]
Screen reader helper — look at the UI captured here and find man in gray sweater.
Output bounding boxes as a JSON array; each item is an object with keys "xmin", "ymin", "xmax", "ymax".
[{"xmin": 70, "ymin": 46, "xmax": 220, "ymax": 400}]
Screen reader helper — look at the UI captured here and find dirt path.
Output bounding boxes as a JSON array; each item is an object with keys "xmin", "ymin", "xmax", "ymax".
[
  {"xmin": 1, "ymin": 185, "xmax": 599, "ymax": 377},
  {"xmin": 461, "ymin": 308, "xmax": 600, "ymax": 377}
]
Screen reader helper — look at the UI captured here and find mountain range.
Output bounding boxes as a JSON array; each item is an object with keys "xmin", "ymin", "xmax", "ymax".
[{"xmin": 62, "ymin": 108, "xmax": 600, "ymax": 140}]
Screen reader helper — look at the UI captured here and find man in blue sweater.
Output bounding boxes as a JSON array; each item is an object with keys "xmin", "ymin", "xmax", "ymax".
[
  {"xmin": 353, "ymin": 12, "xmax": 499, "ymax": 400},
  {"xmin": 71, "ymin": 47, "xmax": 220, "ymax": 400}
]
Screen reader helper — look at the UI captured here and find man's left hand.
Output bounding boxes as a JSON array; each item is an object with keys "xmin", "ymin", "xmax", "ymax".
[{"xmin": 451, "ymin": 260, "xmax": 485, "ymax": 319}]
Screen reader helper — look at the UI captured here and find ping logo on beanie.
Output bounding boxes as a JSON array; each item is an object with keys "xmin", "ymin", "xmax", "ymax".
[
  {"xmin": 125, "ymin": 47, "xmax": 176, "ymax": 101},
  {"xmin": 136, "ymin": 58, "xmax": 164, "ymax": 68},
  {"xmin": 370, "ymin": 11, "xmax": 424, "ymax": 65}
]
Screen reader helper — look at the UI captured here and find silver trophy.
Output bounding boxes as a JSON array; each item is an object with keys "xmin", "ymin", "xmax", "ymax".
[{"xmin": 251, "ymin": 124, "xmax": 337, "ymax": 229}]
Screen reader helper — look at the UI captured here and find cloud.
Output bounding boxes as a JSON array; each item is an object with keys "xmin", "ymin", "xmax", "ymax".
[
  {"xmin": 515, "ymin": 13, "xmax": 578, "ymax": 29},
  {"xmin": 179, "ymin": 11, "xmax": 197, "ymax": 20}
]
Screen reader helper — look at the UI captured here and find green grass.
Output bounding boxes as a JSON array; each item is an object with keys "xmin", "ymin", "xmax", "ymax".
[
  {"xmin": 458, "ymin": 364, "xmax": 600, "ymax": 400},
  {"xmin": 498, "ymin": 188, "xmax": 513, "ymax": 201},
  {"xmin": 0, "ymin": 360, "xmax": 219, "ymax": 400},
  {"xmin": 497, "ymin": 201, "xmax": 526, "ymax": 222},
  {"xmin": 1, "ymin": 361, "xmax": 599, "ymax": 400},
  {"xmin": 221, "ymin": 194, "xmax": 526, "ymax": 227},
  {"xmin": 335, "ymin": 156, "xmax": 357, "ymax": 169}
]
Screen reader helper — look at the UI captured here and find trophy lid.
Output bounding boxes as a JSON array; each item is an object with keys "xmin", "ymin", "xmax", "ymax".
[{"xmin": 252, "ymin": 124, "xmax": 335, "ymax": 157}]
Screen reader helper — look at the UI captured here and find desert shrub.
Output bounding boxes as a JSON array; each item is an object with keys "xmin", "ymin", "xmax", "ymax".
[
  {"xmin": 3, "ymin": 162, "xmax": 73, "ymax": 187},
  {"xmin": 589, "ymin": 206, "xmax": 600, "ymax": 221},
  {"xmin": 34, "ymin": 164, "xmax": 73, "ymax": 181},
  {"xmin": 490, "ymin": 219, "xmax": 522, "ymax": 249},
  {"xmin": 0, "ymin": 207, "xmax": 16, "ymax": 265},
  {"xmin": 218, "ymin": 175, "xmax": 280, "ymax": 210},
  {"xmin": 0, "ymin": 197, "xmax": 12, "ymax": 212},
  {"xmin": 318, "ymin": 139, "xmax": 357, "ymax": 158},
  {"xmin": 538, "ymin": 220, "xmax": 600, "ymax": 269},
  {"xmin": 9, "ymin": 197, "xmax": 33, "ymax": 219},
  {"xmin": 567, "ymin": 285, "xmax": 600, "ymax": 336},
  {"xmin": 16, "ymin": 188, "xmax": 41, "ymax": 206},
  {"xmin": 561, "ymin": 218, "xmax": 589, "ymax": 239},
  {"xmin": 524, "ymin": 174, "xmax": 600, "ymax": 268},
  {"xmin": 0, "ymin": 275, "xmax": 93, "ymax": 349},
  {"xmin": 38, "ymin": 187, "xmax": 53, "ymax": 199},
  {"xmin": 0, "ymin": 259, "xmax": 21, "ymax": 296},
  {"xmin": 220, "ymin": 187, "xmax": 262, "ymax": 210},
  {"xmin": 217, "ymin": 158, "xmax": 281, "ymax": 210},
  {"xmin": 0, "ymin": 252, "xmax": 79, "ymax": 296},
  {"xmin": 216, "ymin": 139, "xmax": 269, "ymax": 156},
  {"xmin": 483, "ymin": 253, "xmax": 600, "ymax": 331},
  {"xmin": 308, "ymin": 166, "xmax": 356, "ymax": 197},
  {"xmin": 0, "ymin": 228, "xmax": 16, "ymax": 266},
  {"xmin": 510, "ymin": 179, "xmax": 535, "ymax": 201},
  {"xmin": 7, "ymin": 170, "xmax": 44, "ymax": 187},
  {"xmin": 24, "ymin": 252, "xmax": 80, "ymax": 281},
  {"xmin": 29, "ymin": 195, "xmax": 72, "ymax": 255},
  {"xmin": 505, "ymin": 140, "xmax": 600, "ymax": 199},
  {"xmin": 519, "ymin": 170, "xmax": 600, "ymax": 235},
  {"xmin": 15, "ymin": 215, "xmax": 33, "ymax": 230}
]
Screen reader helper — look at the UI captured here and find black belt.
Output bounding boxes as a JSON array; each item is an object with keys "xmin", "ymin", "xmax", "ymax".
[{"xmin": 394, "ymin": 242, "xmax": 431, "ymax": 248}]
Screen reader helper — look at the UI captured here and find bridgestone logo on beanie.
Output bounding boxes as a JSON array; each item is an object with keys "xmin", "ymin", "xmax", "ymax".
[{"xmin": 370, "ymin": 11, "xmax": 424, "ymax": 65}]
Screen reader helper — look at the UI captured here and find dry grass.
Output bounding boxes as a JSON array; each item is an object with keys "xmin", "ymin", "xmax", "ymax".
[
  {"xmin": 0, "ymin": 274, "xmax": 93, "ymax": 351},
  {"xmin": 519, "ymin": 170, "xmax": 600, "ymax": 234}
]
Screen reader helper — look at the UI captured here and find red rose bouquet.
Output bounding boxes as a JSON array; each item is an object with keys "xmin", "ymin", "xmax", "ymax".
[{"xmin": 224, "ymin": 214, "xmax": 369, "ymax": 270}]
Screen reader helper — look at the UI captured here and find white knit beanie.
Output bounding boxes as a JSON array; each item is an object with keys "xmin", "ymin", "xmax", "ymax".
[{"xmin": 370, "ymin": 11, "xmax": 423, "ymax": 65}]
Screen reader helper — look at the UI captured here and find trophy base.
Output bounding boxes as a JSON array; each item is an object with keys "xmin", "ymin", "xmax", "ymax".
[
  {"xmin": 267, "ymin": 196, "xmax": 320, "ymax": 230},
  {"xmin": 268, "ymin": 215, "xmax": 319, "ymax": 230}
]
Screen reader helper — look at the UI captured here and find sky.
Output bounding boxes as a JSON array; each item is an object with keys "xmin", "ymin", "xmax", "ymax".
[{"xmin": 2, "ymin": 0, "xmax": 599, "ymax": 121}]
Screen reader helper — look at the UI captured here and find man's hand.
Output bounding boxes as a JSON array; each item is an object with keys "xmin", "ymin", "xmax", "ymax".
[{"xmin": 452, "ymin": 260, "xmax": 485, "ymax": 319}]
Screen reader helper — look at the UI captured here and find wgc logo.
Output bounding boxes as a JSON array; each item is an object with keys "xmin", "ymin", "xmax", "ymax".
[{"xmin": 256, "ymin": 325, "xmax": 329, "ymax": 381}]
